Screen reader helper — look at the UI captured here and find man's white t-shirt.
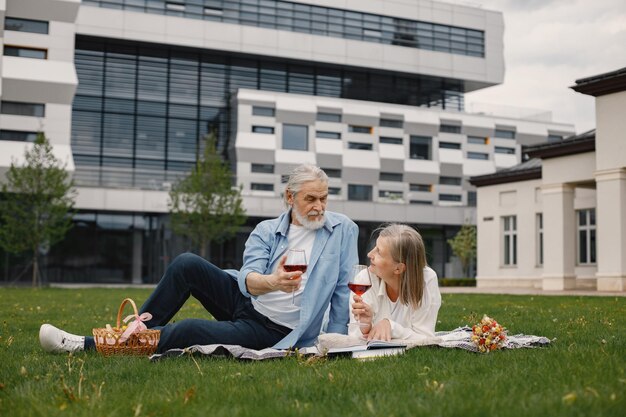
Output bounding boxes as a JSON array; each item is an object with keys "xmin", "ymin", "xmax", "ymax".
[{"xmin": 252, "ymin": 224, "xmax": 316, "ymax": 329}]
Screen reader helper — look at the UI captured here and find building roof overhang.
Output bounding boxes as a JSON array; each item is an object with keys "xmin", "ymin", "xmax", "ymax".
[
  {"xmin": 469, "ymin": 159, "xmax": 542, "ymax": 187},
  {"xmin": 470, "ymin": 130, "xmax": 596, "ymax": 187},
  {"xmin": 570, "ymin": 67, "xmax": 626, "ymax": 97},
  {"xmin": 524, "ymin": 130, "xmax": 595, "ymax": 160}
]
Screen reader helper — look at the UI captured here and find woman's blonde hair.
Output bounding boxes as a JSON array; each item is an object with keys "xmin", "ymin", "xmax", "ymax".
[{"xmin": 377, "ymin": 223, "xmax": 427, "ymax": 308}]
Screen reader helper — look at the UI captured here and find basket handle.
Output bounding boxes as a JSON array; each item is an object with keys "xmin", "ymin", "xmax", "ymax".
[{"xmin": 116, "ymin": 298, "xmax": 140, "ymax": 328}]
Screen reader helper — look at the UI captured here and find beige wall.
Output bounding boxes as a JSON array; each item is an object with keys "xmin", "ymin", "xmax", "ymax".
[
  {"xmin": 476, "ymin": 177, "xmax": 598, "ymax": 289},
  {"xmin": 595, "ymin": 90, "xmax": 626, "ymax": 172}
]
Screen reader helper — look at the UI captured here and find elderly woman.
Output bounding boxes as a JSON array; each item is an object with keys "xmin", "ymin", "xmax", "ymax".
[{"xmin": 349, "ymin": 224, "xmax": 441, "ymax": 341}]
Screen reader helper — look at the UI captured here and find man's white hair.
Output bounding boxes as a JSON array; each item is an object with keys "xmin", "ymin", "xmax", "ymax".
[{"xmin": 283, "ymin": 164, "xmax": 328, "ymax": 208}]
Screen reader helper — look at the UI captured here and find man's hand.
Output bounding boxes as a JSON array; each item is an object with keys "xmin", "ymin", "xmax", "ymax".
[{"xmin": 245, "ymin": 255, "xmax": 303, "ymax": 296}]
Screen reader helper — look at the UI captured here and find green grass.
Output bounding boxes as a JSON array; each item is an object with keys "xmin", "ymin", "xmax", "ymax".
[{"xmin": 0, "ymin": 288, "xmax": 624, "ymax": 417}]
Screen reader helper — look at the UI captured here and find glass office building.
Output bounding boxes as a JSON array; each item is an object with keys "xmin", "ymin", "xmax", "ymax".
[{"xmin": 0, "ymin": 0, "xmax": 574, "ymax": 283}]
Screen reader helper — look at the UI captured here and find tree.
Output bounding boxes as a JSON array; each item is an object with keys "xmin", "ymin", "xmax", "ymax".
[
  {"xmin": 168, "ymin": 132, "xmax": 247, "ymax": 260},
  {"xmin": 0, "ymin": 132, "xmax": 76, "ymax": 286},
  {"xmin": 447, "ymin": 222, "xmax": 477, "ymax": 277}
]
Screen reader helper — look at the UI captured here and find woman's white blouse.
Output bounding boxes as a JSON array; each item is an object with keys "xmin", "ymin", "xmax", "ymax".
[{"xmin": 348, "ymin": 266, "xmax": 442, "ymax": 340}]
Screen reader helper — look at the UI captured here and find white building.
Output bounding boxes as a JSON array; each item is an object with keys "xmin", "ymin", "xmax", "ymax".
[
  {"xmin": 0, "ymin": 0, "xmax": 574, "ymax": 283},
  {"xmin": 471, "ymin": 68, "xmax": 626, "ymax": 292}
]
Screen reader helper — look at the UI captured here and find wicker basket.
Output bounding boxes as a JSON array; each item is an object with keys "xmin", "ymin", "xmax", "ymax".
[{"xmin": 93, "ymin": 298, "xmax": 160, "ymax": 356}]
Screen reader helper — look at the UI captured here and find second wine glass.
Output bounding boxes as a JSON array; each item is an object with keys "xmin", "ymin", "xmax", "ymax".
[
  {"xmin": 348, "ymin": 264, "xmax": 372, "ymax": 328},
  {"xmin": 284, "ymin": 249, "xmax": 307, "ymax": 305}
]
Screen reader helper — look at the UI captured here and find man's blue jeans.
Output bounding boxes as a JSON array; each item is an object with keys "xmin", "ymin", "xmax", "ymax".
[{"xmin": 137, "ymin": 253, "xmax": 291, "ymax": 353}]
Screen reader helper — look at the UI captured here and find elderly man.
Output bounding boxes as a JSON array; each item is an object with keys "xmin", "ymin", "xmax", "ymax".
[{"xmin": 40, "ymin": 164, "xmax": 359, "ymax": 353}]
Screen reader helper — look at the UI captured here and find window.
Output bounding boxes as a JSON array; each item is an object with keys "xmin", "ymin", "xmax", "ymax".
[
  {"xmin": 251, "ymin": 163, "xmax": 274, "ymax": 173},
  {"xmin": 467, "ymin": 152, "xmax": 489, "ymax": 160},
  {"xmin": 316, "ymin": 131, "xmax": 341, "ymax": 139},
  {"xmin": 323, "ymin": 168, "xmax": 341, "ymax": 178},
  {"xmin": 3, "ymin": 46, "xmax": 47, "ymax": 59},
  {"xmin": 409, "ymin": 135, "xmax": 431, "ymax": 160},
  {"xmin": 166, "ymin": 2, "xmax": 185, "ymax": 11},
  {"xmin": 317, "ymin": 112, "xmax": 341, "ymax": 122},
  {"xmin": 410, "ymin": 200, "xmax": 432, "ymax": 205},
  {"xmin": 251, "ymin": 183, "xmax": 274, "ymax": 191},
  {"xmin": 204, "ymin": 7, "xmax": 224, "ymax": 16},
  {"xmin": 439, "ymin": 176, "xmax": 462, "ymax": 186},
  {"xmin": 348, "ymin": 184, "xmax": 372, "ymax": 201},
  {"xmin": 252, "ymin": 106, "xmax": 275, "ymax": 117},
  {"xmin": 4, "ymin": 17, "xmax": 49, "ymax": 34},
  {"xmin": 1, "ymin": 101, "xmax": 45, "ymax": 117},
  {"xmin": 0, "ymin": 130, "xmax": 38, "ymax": 142},
  {"xmin": 495, "ymin": 146, "xmax": 515, "ymax": 154},
  {"xmin": 439, "ymin": 141, "xmax": 461, "ymax": 149},
  {"xmin": 252, "ymin": 126, "xmax": 274, "ymax": 134},
  {"xmin": 439, "ymin": 124, "xmax": 461, "ymax": 134},
  {"xmin": 502, "ymin": 216, "xmax": 517, "ymax": 266},
  {"xmin": 349, "ymin": 125, "xmax": 372, "ymax": 134},
  {"xmin": 468, "ymin": 191, "xmax": 477, "ymax": 207},
  {"xmin": 328, "ymin": 187, "xmax": 341, "ymax": 195},
  {"xmin": 282, "ymin": 124, "xmax": 308, "ymax": 151},
  {"xmin": 380, "ymin": 172, "xmax": 403, "ymax": 182},
  {"xmin": 577, "ymin": 209, "xmax": 596, "ymax": 265},
  {"xmin": 548, "ymin": 134, "xmax": 563, "ymax": 143},
  {"xmin": 410, "ymin": 183, "xmax": 431, "ymax": 192},
  {"xmin": 495, "ymin": 128, "xmax": 516, "ymax": 139},
  {"xmin": 536, "ymin": 213, "xmax": 543, "ymax": 266},
  {"xmin": 439, "ymin": 194, "xmax": 462, "ymax": 202},
  {"xmin": 380, "ymin": 136, "xmax": 402, "ymax": 145},
  {"xmin": 348, "ymin": 142, "xmax": 372, "ymax": 150},
  {"xmin": 468, "ymin": 136, "xmax": 488, "ymax": 145},
  {"xmin": 379, "ymin": 190, "xmax": 403, "ymax": 199},
  {"xmin": 380, "ymin": 118, "xmax": 403, "ymax": 128}
]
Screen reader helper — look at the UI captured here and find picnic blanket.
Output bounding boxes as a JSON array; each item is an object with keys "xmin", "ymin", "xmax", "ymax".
[{"xmin": 149, "ymin": 326, "xmax": 551, "ymax": 361}]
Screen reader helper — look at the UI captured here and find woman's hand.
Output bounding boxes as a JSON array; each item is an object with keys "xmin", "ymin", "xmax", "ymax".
[
  {"xmin": 367, "ymin": 319, "xmax": 392, "ymax": 341},
  {"xmin": 351, "ymin": 295, "xmax": 373, "ymax": 335}
]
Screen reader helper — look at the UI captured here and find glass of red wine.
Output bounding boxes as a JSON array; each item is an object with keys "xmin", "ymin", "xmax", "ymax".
[
  {"xmin": 348, "ymin": 264, "xmax": 372, "ymax": 329},
  {"xmin": 284, "ymin": 249, "xmax": 307, "ymax": 305}
]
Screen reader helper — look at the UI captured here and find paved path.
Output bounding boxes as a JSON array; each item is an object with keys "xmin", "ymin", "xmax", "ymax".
[{"xmin": 440, "ymin": 286, "xmax": 625, "ymax": 297}]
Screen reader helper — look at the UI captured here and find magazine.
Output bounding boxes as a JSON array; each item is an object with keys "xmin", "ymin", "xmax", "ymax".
[{"xmin": 326, "ymin": 339, "xmax": 407, "ymax": 359}]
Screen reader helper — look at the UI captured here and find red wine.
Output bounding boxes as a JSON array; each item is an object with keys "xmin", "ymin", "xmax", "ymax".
[
  {"xmin": 284, "ymin": 264, "xmax": 307, "ymax": 273},
  {"xmin": 348, "ymin": 283, "xmax": 371, "ymax": 296}
]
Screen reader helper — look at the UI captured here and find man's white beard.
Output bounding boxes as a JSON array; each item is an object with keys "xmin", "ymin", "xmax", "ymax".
[{"xmin": 293, "ymin": 208, "xmax": 325, "ymax": 230}]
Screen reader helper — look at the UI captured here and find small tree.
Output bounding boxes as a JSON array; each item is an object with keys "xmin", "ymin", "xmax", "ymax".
[
  {"xmin": 0, "ymin": 132, "xmax": 76, "ymax": 286},
  {"xmin": 447, "ymin": 222, "xmax": 477, "ymax": 278},
  {"xmin": 168, "ymin": 132, "xmax": 246, "ymax": 259}
]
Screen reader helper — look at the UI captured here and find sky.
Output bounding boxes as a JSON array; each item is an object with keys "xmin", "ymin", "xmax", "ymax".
[{"xmin": 463, "ymin": 0, "xmax": 626, "ymax": 134}]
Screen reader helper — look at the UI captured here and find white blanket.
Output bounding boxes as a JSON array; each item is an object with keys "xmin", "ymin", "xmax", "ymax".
[{"xmin": 149, "ymin": 326, "xmax": 551, "ymax": 361}]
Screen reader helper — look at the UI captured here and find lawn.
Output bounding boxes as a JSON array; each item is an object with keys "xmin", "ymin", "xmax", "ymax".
[{"xmin": 0, "ymin": 288, "xmax": 624, "ymax": 417}]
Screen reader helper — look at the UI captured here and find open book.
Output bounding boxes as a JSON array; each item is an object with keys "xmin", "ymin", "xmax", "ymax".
[{"xmin": 325, "ymin": 340, "xmax": 407, "ymax": 359}]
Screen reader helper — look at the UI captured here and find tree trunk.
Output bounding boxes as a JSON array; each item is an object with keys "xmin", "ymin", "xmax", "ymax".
[{"xmin": 32, "ymin": 253, "xmax": 39, "ymax": 287}]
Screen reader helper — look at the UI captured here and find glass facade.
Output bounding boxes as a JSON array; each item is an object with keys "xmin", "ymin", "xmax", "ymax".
[
  {"xmin": 72, "ymin": 36, "xmax": 465, "ymax": 189},
  {"xmin": 82, "ymin": 0, "xmax": 485, "ymax": 57}
]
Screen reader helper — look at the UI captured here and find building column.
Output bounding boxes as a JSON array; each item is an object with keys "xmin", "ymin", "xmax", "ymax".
[
  {"xmin": 541, "ymin": 183, "xmax": 577, "ymax": 290},
  {"xmin": 132, "ymin": 229, "xmax": 143, "ymax": 284},
  {"xmin": 595, "ymin": 168, "xmax": 626, "ymax": 291}
]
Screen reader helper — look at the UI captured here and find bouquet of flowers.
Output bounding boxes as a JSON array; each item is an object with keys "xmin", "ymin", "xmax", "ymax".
[{"xmin": 471, "ymin": 315, "xmax": 507, "ymax": 353}]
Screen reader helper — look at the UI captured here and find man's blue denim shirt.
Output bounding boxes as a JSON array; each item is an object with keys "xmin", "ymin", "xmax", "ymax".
[{"xmin": 226, "ymin": 210, "xmax": 358, "ymax": 349}]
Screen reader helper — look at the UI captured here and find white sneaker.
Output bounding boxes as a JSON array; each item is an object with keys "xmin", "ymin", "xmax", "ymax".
[{"xmin": 39, "ymin": 324, "xmax": 85, "ymax": 353}]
